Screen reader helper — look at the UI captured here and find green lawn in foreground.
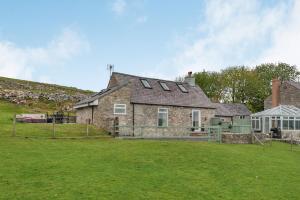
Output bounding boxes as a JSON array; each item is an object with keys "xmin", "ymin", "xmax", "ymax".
[
  {"xmin": 1, "ymin": 100, "xmax": 300, "ymax": 199},
  {"xmin": 0, "ymin": 138, "xmax": 299, "ymax": 200}
]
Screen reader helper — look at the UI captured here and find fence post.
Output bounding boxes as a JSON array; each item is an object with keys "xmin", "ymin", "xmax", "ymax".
[
  {"xmin": 219, "ymin": 126, "xmax": 222, "ymax": 144},
  {"xmin": 207, "ymin": 126, "xmax": 210, "ymax": 142},
  {"xmin": 270, "ymin": 131, "xmax": 273, "ymax": 147},
  {"xmin": 12, "ymin": 114, "xmax": 16, "ymax": 137},
  {"xmin": 291, "ymin": 133, "xmax": 293, "ymax": 152},
  {"xmin": 52, "ymin": 117, "xmax": 55, "ymax": 138},
  {"xmin": 86, "ymin": 119, "xmax": 89, "ymax": 137}
]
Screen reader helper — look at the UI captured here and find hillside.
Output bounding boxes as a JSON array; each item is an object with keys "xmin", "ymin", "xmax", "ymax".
[{"xmin": 0, "ymin": 76, "xmax": 94, "ymax": 112}]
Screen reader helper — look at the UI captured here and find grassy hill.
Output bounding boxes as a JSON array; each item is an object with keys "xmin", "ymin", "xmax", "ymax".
[{"xmin": 0, "ymin": 76, "xmax": 94, "ymax": 112}]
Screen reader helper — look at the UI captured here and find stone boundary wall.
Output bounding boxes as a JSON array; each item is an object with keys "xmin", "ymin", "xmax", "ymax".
[{"xmin": 222, "ymin": 133, "xmax": 267, "ymax": 144}]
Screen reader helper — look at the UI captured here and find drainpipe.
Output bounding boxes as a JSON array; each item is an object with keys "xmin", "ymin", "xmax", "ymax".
[
  {"xmin": 91, "ymin": 106, "xmax": 94, "ymax": 124},
  {"xmin": 132, "ymin": 103, "xmax": 135, "ymax": 136}
]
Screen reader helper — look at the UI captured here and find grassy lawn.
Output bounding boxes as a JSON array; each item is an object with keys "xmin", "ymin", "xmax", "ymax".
[
  {"xmin": 0, "ymin": 138, "xmax": 299, "ymax": 199},
  {"xmin": 1, "ymin": 100, "xmax": 300, "ymax": 199}
]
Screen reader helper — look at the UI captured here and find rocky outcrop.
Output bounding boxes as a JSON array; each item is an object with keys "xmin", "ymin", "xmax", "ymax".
[{"xmin": 0, "ymin": 77, "xmax": 93, "ymax": 111}]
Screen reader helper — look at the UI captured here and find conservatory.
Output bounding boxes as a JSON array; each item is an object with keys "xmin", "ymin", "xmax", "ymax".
[{"xmin": 251, "ymin": 105, "xmax": 300, "ymax": 135}]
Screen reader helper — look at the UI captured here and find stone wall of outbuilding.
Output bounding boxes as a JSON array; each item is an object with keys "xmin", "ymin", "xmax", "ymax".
[
  {"xmin": 76, "ymin": 107, "xmax": 93, "ymax": 124},
  {"xmin": 222, "ymin": 133, "xmax": 267, "ymax": 144}
]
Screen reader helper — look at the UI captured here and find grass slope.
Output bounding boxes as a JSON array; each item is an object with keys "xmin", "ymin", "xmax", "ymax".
[
  {"xmin": 0, "ymin": 138, "xmax": 299, "ymax": 199},
  {"xmin": 0, "ymin": 101, "xmax": 300, "ymax": 199}
]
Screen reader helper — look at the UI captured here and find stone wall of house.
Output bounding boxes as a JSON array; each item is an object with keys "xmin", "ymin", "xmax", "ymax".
[
  {"xmin": 131, "ymin": 104, "xmax": 215, "ymax": 137},
  {"xmin": 76, "ymin": 81, "xmax": 217, "ymax": 137},
  {"xmin": 76, "ymin": 107, "xmax": 93, "ymax": 124},
  {"xmin": 92, "ymin": 84, "xmax": 133, "ymax": 133},
  {"xmin": 265, "ymin": 82, "xmax": 300, "ymax": 109}
]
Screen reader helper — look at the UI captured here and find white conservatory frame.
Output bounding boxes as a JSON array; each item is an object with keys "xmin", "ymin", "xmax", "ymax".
[{"xmin": 251, "ymin": 105, "xmax": 300, "ymax": 133}]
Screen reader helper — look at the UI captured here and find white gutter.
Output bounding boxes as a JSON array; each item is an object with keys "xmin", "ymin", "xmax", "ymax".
[{"xmin": 73, "ymin": 99, "xmax": 99, "ymax": 109}]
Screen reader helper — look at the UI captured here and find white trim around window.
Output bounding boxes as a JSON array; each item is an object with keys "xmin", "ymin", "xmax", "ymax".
[
  {"xmin": 192, "ymin": 109, "xmax": 201, "ymax": 131},
  {"xmin": 157, "ymin": 108, "xmax": 168, "ymax": 127},
  {"xmin": 114, "ymin": 104, "xmax": 127, "ymax": 115}
]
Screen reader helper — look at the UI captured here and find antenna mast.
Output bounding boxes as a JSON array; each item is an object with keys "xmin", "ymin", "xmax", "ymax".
[{"xmin": 107, "ymin": 64, "xmax": 114, "ymax": 77}]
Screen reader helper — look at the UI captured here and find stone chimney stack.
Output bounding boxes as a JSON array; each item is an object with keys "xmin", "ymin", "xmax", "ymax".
[
  {"xmin": 184, "ymin": 71, "xmax": 195, "ymax": 86},
  {"xmin": 272, "ymin": 78, "xmax": 280, "ymax": 107}
]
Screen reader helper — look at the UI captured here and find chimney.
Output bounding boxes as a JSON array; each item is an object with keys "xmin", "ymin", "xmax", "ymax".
[
  {"xmin": 272, "ymin": 79, "xmax": 280, "ymax": 107},
  {"xmin": 184, "ymin": 71, "xmax": 195, "ymax": 86}
]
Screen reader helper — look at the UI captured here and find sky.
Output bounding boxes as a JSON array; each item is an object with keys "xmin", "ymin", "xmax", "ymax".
[{"xmin": 0, "ymin": 0, "xmax": 299, "ymax": 91}]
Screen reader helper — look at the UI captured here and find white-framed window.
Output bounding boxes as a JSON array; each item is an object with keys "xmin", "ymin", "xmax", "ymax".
[
  {"xmin": 114, "ymin": 104, "xmax": 126, "ymax": 115},
  {"xmin": 251, "ymin": 117, "xmax": 260, "ymax": 130},
  {"xmin": 271, "ymin": 116, "xmax": 281, "ymax": 128},
  {"xmin": 283, "ymin": 117, "xmax": 288, "ymax": 130},
  {"xmin": 158, "ymin": 108, "xmax": 168, "ymax": 127},
  {"xmin": 192, "ymin": 110, "xmax": 201, "ymax": 131},
  {"xmin": 296, "ymin": 117, "xmax": 300, "ymax": 130}
]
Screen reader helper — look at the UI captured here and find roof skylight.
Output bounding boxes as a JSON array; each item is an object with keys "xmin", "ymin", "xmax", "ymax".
[
  {"xmin": 141, "ymin": 79, "xmax": 152, "ymax": 89},
  {"xmin": 177, "ymin": 84, "xmax": 188, "ymax": 93},
  {"xmin": 160, "ymin": 82, "xmax": 170, "ymax": 91}
]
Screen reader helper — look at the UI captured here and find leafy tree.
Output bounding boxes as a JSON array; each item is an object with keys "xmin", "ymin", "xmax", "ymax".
[
  {"xmin": 255, "ymin": 63, "xmax": 300, "ymax": 90},
  {"xmin": 194, "ymin": 71, "xmax": 223, "ymax": 102}
]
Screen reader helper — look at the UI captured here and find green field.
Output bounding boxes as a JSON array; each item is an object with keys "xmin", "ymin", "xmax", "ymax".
[{"xmin": 0, "ymin": 100, "xmax": 300, "ymax": 199}]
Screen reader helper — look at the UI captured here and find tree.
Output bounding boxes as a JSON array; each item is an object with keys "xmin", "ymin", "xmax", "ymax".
[
  {"xmin": 255, "ymin": 63, "xmax": 299, "ymax": 89},
  {"xmin": 194, "ymin": 71, "xmax": 223, "ymax": 102},
  {"xmin": 191, "ymin": 63, "xmax": 299, "ymax": 113},
  {"xmin": 221, "ymin": 66, "xmax": 251, "ymax": 103},
  {"xmin": 255, "ymin": 63, "xmax": 300, "ymax": 104}
]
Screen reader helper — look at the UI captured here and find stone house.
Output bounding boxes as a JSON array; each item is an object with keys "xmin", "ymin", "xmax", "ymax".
[
  {"xmin": 264, "ymin": 80, "xmax": 300, "ymax": 109},
  {"xmin": 74, "ymin": 72, "xmax": 216, "ymax": 136},
  {"xmin": 214, "ymin": 103, "xmax": 251, "ymax": 123}
]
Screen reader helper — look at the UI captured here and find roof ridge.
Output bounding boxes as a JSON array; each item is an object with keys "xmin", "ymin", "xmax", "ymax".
[{"xmin": 112, "ymin": 71, "xmax": 184, "ymax": 84}]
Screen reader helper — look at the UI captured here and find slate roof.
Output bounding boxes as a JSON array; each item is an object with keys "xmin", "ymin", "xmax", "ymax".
[
  {"xmin": 75, "ymin": 72, "xmax": 215, "ymax": 109},
  {"xmin": 111, "ymin": 72, "xmax": 215, "ymax": 108},
  {"xmin": 214, "ymin": 103, "xmax": 251, "ymax": 117},
  {"xmin": 75, "ymin": 82, "xmax": 129, "ymax": 106},
  {"xmin": 286, "ymin": 81, "xmax": 300, "ymax": 90}
]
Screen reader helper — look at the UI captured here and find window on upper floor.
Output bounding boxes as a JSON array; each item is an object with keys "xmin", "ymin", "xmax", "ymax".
[
  {"xmin": 177, "ymin": 84, "xmax": 188, "ymax": 93},
  {"xmin": 159, "ymin": 82, "xmax": 170, "ymax": 91},
  {"xmin": 140, "ymin": 79, "xmax": 152, "ymax": 89}
]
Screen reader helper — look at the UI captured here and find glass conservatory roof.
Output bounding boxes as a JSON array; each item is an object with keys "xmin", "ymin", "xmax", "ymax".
[{"xmin": 251, "ymin": 105, "xmax": 300, "ymax": 117}]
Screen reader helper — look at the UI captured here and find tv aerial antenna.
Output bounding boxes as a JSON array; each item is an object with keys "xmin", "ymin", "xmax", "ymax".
[{"xmin": 107, "ymin": 64, "xmax": 114, "ymax": 77}]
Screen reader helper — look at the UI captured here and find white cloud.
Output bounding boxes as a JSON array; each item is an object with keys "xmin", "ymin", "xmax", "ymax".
[
  {"xmin": 112, "ymin": 0, "xmax": 127, "ymax": 15},
  {"xmin": 161, "ymin": 0, "xmax": 298, "ymax": 76},
  {"xmin": 0, "ymin": 27, "xmax": 89, "ymax": 80},
  {"xmin": 258, "ymin": 0, "xmax": 300, "ymax": 67}
]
